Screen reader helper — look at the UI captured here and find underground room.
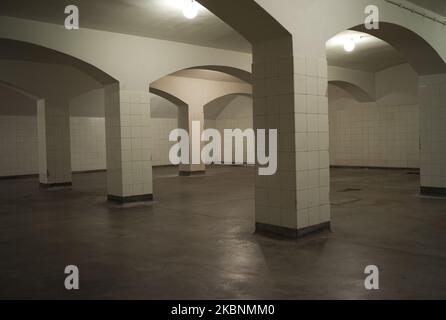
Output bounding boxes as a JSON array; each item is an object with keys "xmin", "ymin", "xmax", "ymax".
[{"xmin": 1, "ymin": 0, "xmax": 446, "ymax": 307}]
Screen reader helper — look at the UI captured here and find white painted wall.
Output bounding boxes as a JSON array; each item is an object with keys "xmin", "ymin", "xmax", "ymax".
[
  {"xmin": 70, "ymin": 88, "xmax": 105, "ymax": 118},
  {"xmin": 207, "ymin": 95, "xmax": 254, "ymax": 162},
  {"xmin": 329, "ymin": 63, "xmax": 420, "ymax": 168}
]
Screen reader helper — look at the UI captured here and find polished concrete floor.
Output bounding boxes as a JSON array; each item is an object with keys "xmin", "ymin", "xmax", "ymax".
[{"xmin": 1, "ymin": 166, "xmax": 446, "ymax": 299}]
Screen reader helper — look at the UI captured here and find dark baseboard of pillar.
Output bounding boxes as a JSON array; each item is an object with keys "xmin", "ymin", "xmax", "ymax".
[
  {"xmin": 256, "ymin": 222, "xmax": 331, "ymax": 239},
  {"xmin": 107, "ymin": 194, "xmax": 153, "ymax": 204},
  {"xmin": 420, "ymin": 187, "xmax": 446, "ymax": 197},
  {"xmin": 179, "ymin": 171, "xmax": 206, "ymax": 177},
  {"xmin": 331, "ymin": 165, "xmax": 420, "ymax": 171},
  {"xmin": 39, "ymin": 182, "xmax": 73, "ymax": 188},
  {"xmin": 73, "ymin": 169, "xmax": 107, "ymax": 174},
  {"xmin": 0, "ymin": 174, "xmax": 39, "ymax": 180}
]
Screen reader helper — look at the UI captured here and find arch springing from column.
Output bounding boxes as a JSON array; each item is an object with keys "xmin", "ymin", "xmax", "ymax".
[
  {"xmin": 187, "ymin": 66, "xmax": 252, "ymax": 84},
  {"xmin": 328, "ymin": 80, "xmax": 374, "ymax": 103}
]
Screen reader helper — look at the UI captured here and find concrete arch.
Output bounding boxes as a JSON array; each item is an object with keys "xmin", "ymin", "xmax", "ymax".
[
  {"xmin": 0, "ymin": 38, "xmax": 118, "ymax": 85},
  {"xmin": 328, "ymin": 81, "xmax": 374, "ymax": 103},
  {"xmin": 187, "ymin": 66, "xmax": 252, "ymax": 84},
  {"xmin": 149, "ymin": 87, "xmax": 188, "ymax": 109},
  {"xmin": 0, "ymin": 59, "xmax": 106, "ymax": 103},
  {"xmin": 0, "ymin": 39, "xmax": 120, "ymax": 109},
  {"xmin": 0, "ymin": 16, "xmax": 252, "ymax": 90},
  {"xmin": 204, "ymin": 92, "xmax": 253, "ymax": 108},
  {"xmin": 310, "ymin": 0, "xmax": 446, "ymax": 62},
  {"xmin": 350, "ymin": 22, "xmax": 446, "ymax": 75},
  {"xmin": 150, "ymin": 66, "xmax": 252, "ymax": 107}
]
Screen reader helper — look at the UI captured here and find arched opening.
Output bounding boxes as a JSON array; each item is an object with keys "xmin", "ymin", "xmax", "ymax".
[
  {"xmin": 326, "ymin": 22, "xmax": 446, "ymax": 241},
  {"xmin": 0, "ymin": 38, "xmax": 117, "ymax": 84},
  {"xmin": 148, "ymin": 67, "xmax": 255, "ymax": 203},
  {"xmin": 343, "ymin": 24, "xmax": 446, "ymax": 197},
  {"xmin": 351, "ymin": 22, "xmax": 446, "ymax": 76},
  {"xmin": 146, "ymin": 65, "xmax": 259, "ymax": 236},
  {"xmin": 0, "ymin": 38, "xmax": 119, "ymax": 194}
]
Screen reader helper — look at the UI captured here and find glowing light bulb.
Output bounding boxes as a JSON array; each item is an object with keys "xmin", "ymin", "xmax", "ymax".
[
  {"xmin": 183, "ymin": 0, "xmax": 198, "ymax": 19},
  {"xmin": 344, "ymin": 38, "xmax": 356, "ymax": 52}
]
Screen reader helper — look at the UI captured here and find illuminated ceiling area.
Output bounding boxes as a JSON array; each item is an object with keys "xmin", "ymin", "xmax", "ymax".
[
  {"xmin": 0, "ymin": 0, "xmax": 251, "ymax": 52},
  {"xmin": 326, "ymin": 30, "xmax": 407, "ymax": 72},
  {"xmin": 2, "ymin": 0, "xmax": 443, "ymax": 73}
]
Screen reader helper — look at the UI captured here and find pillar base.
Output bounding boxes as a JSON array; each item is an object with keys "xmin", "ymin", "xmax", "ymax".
[
  {"xmin": 179, "ymin": 171, "xmax": 206, "ymax": 177},
  {"xmin": 107, "ymin": 194, "xmax": 153, "ymax": 204},
  {"xmin": 39, "ymin": 182, "xmax": 72, "ymax": 188},
  {"xmin": 0, "ymin": 174, "xmax": 38, "ymax": 180},
  {"xmin": 420, "ymin": 187, "xmax": 446, "ymax": 197},
  {"xmin": 255, "ymin": 222, "xmax": 331, "ymax": 239}
]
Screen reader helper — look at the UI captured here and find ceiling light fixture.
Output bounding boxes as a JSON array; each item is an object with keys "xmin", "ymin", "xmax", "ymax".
[
  {"xmin": 343, "ymin": 38, "xmax": 356, "ymax": 52},
  {"xmin": 183, "ymin": 0, "xmax": 198, "ymax": 19}
]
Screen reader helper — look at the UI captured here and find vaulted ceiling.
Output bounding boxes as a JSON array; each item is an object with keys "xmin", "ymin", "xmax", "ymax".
[
  {"xmin": 0, "ymin": 0, "xmax": 251, "ymax": 52},
  {"xmin": 1, "ymin": 0, "xmax": 444, "ymax": 73},
  {"xmin": 326, "ymin": 30, "xmax": 407, "ymax": 72}
]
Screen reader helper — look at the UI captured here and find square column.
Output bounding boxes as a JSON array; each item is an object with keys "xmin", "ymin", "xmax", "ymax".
[
  {"xmin": 178, "ymin": 104, "xmax": 206, "ymax": 176},
  {"xmin": 293, "ymin": 55, "xmax": 331, "ymax": 235},
  {"xmin": 37, "ymin": 99, "xmax": 72, "ymax": 187},
  {"xmin": 105, "ymin": 84, "xmax": 153, "ymax": 203},
  {"xmin": 253, "ymin": 41, "xmax": 330, "ymax": 238},
  {"xmin": 419, "ymin": 74, "xmax": 446, "ymax": 196}
]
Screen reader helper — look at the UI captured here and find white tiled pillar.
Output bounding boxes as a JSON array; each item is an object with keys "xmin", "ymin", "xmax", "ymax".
[
  {"xmin": 178, "ymin": 104, "xmax": 206, "ymax": 176},
  {"xmin": 253, "ymin": 39, "xmax": 331, "ymax": 238},
  {"xmin": 37, "ymin": 99, "xmax": 72, "ymax": 187},
  {"xmin": 419, "ymin": 74, "xmax": 446, "ymax": 196},
  {"xmin": 293, "ymin": 55, "xmax": 331, "ymax": 234},
  {"xmin": 105, "ymin": 84, "xmax": 153, "ymax": 203}
]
